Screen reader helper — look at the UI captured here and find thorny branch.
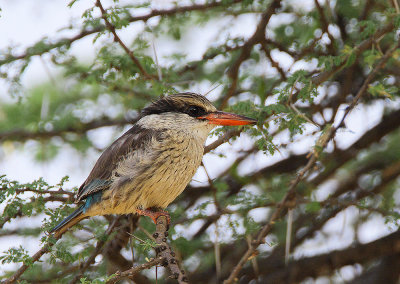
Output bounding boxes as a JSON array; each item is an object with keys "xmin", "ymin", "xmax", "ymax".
[
  {"xmin": 106, "ymin": 257, "xmax": 165, "ymax": 284},
  {"xmin": 68, "ymin": 217, "xmax": 121, "ymax": 284},
  {"xmin": 2, "ymin": 217, "xmax": 120, "ymax": 284},
  {"xmin": 314, "ymin": 0, "xmax": 336, "ymax": 54},
  {"xmin": 3, "ymin": 240, "xmax": 57, "ymax": 284},
  {"xmin": 153, "ymin": 215, "xmax": 188, "ymax": 283},
  {"xmin": 223, "ymin": 39, "xmax": 400, "ymax": 284},
  {"xmin": 96, "ymin": 0, "xmax": 155, "ymax": 80}
]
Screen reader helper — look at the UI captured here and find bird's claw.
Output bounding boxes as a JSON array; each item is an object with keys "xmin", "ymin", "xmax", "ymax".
[{"xmin": 136, "ymin": 208, "xmax": 171, "ymax": 228}]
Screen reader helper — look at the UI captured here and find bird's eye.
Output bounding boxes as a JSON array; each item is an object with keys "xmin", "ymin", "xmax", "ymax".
[{"xmin": 186, "ymin": 106, "xmax": 206, "ymax": 117}]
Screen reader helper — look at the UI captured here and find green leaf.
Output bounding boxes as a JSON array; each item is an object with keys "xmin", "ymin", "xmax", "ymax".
[{"xmin": 305, "ymin": 201, "xmax": 321, "ymax": 213}]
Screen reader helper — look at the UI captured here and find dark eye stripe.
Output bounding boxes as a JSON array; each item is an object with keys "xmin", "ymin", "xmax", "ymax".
[{"xmin": 185, "ymin": 105, "xmax": 207, "ymax": 117}]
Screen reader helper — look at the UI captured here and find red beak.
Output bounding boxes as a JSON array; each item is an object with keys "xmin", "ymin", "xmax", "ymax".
[{"xmin": 198, "ymin": 111, "xmax": 257, "ymax": 126}]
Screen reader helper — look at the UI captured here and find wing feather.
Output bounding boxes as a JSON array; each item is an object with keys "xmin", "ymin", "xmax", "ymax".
[{"xmin": 75, "ymin": 125, "xmax": 159, "ymax": 203}]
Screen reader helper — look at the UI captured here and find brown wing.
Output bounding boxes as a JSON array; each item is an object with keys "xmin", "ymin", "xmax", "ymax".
[{"xmin": 75, "ymin": 125, "xmax": 159, "ymax": 203}]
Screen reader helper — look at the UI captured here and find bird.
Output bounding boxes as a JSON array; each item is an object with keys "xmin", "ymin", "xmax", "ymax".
[{"xmin": 50, "ymin": 92, "xmax": 257, "ymax": 237}]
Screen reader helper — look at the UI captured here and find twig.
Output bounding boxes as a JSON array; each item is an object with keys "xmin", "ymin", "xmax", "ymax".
[
  {"xmin": 1, "ymin": 187, "xmax": 74, "ymax": 196},
  {"xmin": 214, "ymin": 222, "xmax": 222, "ymax": 281},
  {"xmin": 95, "ymin": 0, "xmax": 155, "ymax": 80},
  {"xmin": 204, "ymin": 129, "xmax": 242, "ymax": 154},
  {"xmin": 314, "ymin": 0, "xmax": 336, "ymax": 54},
  {"xmin": 3, "ymin": 217, "xmax": 120, "ymax": 284},
  {"xmin": 223, "ymin": 38, "xmax": 400, "ymax": 284},
  {"xmin": 250, "ymin": 229, "xmax": 400, "ymax": 283},
  {"xmin": 0, "ymin": 210, "xmax": 22, "ymax": 230},
  {"xmin": 68, "ymin": 217, "xmax": 121, "ymax": 284},
  {"xmin": 138, "ymin": 224, "xmax": 156, "ymax": 241},
  {"xmin": 152, "ymin": 41, "xmax": 163, "ymax": 81},
  {"xmin": 0, "ymin": 117, "xmax": 130, "ymax": 142},
  {"xmin": 246, "ymin": 235, "xmax": 259, "ymax": 277},
  {"xmin": 287, "ymin": 81, "xmax": 321, "ymax": 129},
  {"xmin": 220, "ymin": 0, "xmax": 282, "ymax": 108},
  {"xmin": 311, "ymin": 22, "xmax": 395, "ymax": 86},
  {"xmin": 285, "ymin": 208, "xmax": 293, "ymax": 264},
  {"xmin": 335, "ymin": 40, "xmax": 400, "ymax": 127},
  {"xmin": 393, "ymin": 0, "xmax": 400, "ymax": 14},
  {"xmin": 3, "ymin": 240, "xmax": 58, "ymax": 284},
  {"xmin": 201, "ymin": 161, "xmax": 221, "ymax": 210},
  {"xmin": 106, "ymin": 257, "xmax": 165, "ymax": 284},
  {"xmin": 0, "ymin": 0, "xmax": 245, "ymax": 67},
  {"xmin": 153, "ymin": 216, "xmax": 188, "ymax": 283},
  {"xmin": 260, "ymin": 43, "xmax": 287, "ymax": 80}
]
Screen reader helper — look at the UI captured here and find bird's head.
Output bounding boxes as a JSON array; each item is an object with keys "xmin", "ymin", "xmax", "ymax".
[{"xmin": 139, "ymin": 93, "xmax": 257, "ymax": 138}]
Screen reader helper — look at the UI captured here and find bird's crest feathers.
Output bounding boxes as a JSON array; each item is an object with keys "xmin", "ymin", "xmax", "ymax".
[{"xmin": 141, "ymin": 92, "xmax": 216, "ymax": 117}]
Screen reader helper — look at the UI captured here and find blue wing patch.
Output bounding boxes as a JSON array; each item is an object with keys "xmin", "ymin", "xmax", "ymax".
[
  {"xmin": 83, "ymin": 191, "xmax": 103, "ymax": 213},
  {"xmin": 76, "ymin": 178, "xmax": 112, "ymax": 203}
]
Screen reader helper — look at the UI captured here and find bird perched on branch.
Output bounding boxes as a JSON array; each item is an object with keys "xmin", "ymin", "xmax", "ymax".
[{"xmin": 50, "ymin": 93, "xmax": 256, "ymax": 237}]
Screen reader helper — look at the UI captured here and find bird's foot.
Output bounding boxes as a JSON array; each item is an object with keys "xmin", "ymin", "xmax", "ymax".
[{"xmin": 136, "ymin": 208, "xmax": 171, "ymax": 226}]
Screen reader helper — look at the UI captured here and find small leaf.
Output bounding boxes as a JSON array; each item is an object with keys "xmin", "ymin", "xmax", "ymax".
[{"xmin": 305, "ymin": 202, "xmax": 321, "ymax": 213}]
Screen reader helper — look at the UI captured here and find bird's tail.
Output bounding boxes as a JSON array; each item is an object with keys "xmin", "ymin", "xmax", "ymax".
[{"xmin": 50, "ymin": 206, "xmax": 87, "ymax": 238}]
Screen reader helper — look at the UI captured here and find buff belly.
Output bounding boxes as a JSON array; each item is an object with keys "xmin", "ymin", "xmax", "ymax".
[{"xmin": 86, "ymin": 136, "xmax": 203, "ymax": 216}]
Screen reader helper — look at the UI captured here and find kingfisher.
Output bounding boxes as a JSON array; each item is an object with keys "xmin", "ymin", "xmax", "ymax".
[{"xmin": 50, "ymin": 93, "xmax": 257, "ymax": 237}]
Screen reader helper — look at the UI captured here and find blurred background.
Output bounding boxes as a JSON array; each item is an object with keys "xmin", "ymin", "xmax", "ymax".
[{"xmin": 1, "ymin": 0, "xmax": 400, "ymax": 283}]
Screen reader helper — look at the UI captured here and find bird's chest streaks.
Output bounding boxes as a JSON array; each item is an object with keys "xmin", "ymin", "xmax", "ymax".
[{"xmin": 98, "ymin": 132, "xmax": 204, "ymax": 214}]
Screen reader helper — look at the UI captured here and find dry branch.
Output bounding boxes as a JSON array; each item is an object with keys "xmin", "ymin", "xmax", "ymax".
[
  {"xmin": 106, "ymin": 257, "xmax": 164, "ymax": 284},
  {"xmin": 153, "ymin": 215, "xmax": 188, "ymax": 283}
]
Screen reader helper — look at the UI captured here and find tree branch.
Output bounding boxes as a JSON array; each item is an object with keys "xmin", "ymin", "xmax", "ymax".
[
  {"xmin": 0, "ymin": 117, "xmax": 131, "ymax": 142},
  {"xmin": 259, "ymin": 229, "xmax": 400, "ymax": 283},
  {"xmin": 3, "ymin": 242, "xmax": 55, "ymax": 284},
  {"xmin": 223, "ymin": 38, "xmax": 400, "ymax": 284},
  {"xmin": 219, "ymin": 0, "xmax": 282, "ymax": 108},
  {"xmin": 0, "ymin": 0, "xmax": 244, "ymax": 67},
  {"xmin": 95, "ymin": 0, "xmax": 155, "ymax": 80},
  {"xmin": 153, "ymin": 216, "xmax": 188, "ymax": 283},
  {"xmin": 106, "ymin": 257, "xmax": 165, "ymax": 284},
  {"xmin": 68, "ymin": 217, "xmax": 121, "ymax": 284}
]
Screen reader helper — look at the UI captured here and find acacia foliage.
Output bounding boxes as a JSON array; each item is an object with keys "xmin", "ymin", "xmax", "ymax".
[{"xmin": 1, "ymin": 0, "xmax": 400, "ymax": 283}]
